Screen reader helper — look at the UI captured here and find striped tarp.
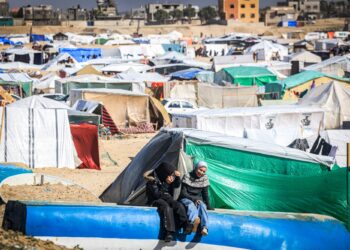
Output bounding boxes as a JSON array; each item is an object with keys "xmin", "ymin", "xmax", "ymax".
[{"xmin": 101, "ymin": 105, "xmax": 118, "ymax": 135}]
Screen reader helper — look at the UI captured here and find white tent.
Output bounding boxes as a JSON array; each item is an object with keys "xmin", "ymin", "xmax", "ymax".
[
  {"xmin": 298, "ymin": 82, "xmax": 350, "ymax": 129},
  {"xmin": 33, "ymin": 73, "xmax": 61, "ymax": 93},
  {"xmin": 116, "ymin": 68, "xmax": 169, "ymax": 84},
  {"xmin": 285, "ymin": 51, "xmax": 322, "ymax": 65},
  {"xmin": 0, "ymin": 62, "xmax": 41, "ymax": 71},
  {"xmin": 245, "ymin": 40, "xmax": 289, "ymax": 61},
  {"xmin": 172, "ymin": 105, "xmax": 325, "ymax": 147},
  {"xmin": 0, "ymin": 96, "xmax": 76, "ymax": 169},
  {"xmin": 41, "ymin": 53, "xmax": 81, "ymax": 72},
  {"xmin": 101, "ymin": 62, "xmax": 151, "ymax": 73},
  {"xmin": 303, "ymin": 55, "xmax": 350, "ymax": 77}
]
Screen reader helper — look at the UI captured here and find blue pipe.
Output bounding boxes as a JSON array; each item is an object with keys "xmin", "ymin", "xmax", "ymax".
[{"xmin": 3, "ymin": 201, "xmax": 350, "ymax": 250}]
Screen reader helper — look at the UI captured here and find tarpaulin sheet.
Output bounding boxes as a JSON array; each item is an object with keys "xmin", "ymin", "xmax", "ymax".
[
  {"xmin": 59, "ymin": 48, "xmax": 101, "ymax": 62},
  {"xmin": 70, "ymin": 123, "xmax": 100, "ymax": 170},
  {"xmin": 0, "ymin": 164, "xmax": 32, "ymax": 183},
  {"xmin": 185, "ymin": 141, "xmax": 349, "ymax": 225}
]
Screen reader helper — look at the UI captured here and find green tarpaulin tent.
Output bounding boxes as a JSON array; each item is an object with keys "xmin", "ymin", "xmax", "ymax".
[{"xmin": 216, "ymin": 66, "xmax": 277, "ymax": 86}]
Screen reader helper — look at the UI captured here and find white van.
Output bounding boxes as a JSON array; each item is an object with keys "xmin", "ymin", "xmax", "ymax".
[
  {"xmin": 304, "ymin": 32, "xmax": 327, "ymax": 41},
  {"xmin": 334, "ymin": 31, "xmax": 350, "ymax": 40}
]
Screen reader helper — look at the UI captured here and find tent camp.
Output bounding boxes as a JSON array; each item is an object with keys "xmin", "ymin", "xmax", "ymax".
[
  {"xmin": 4, "ymin": 48, "xmax": 44, "ymax": 65},
  {"xmin": 41, "ymin": 53, "xmax": 80, "ymax": 72},
  {"xmin": 298, "ymin": 82, "xmax": 350, "ymax": 129},
  {"xmin": 74, "ymin": 65, "xmax": 102, "ymax": 76},
  {"xmin": 213, "ymin": 55, "xmax": 255, "ymax": 72},
  {"xmin": 214, "ymin": 66, "xmax": 277, "ymax": 86},
  {"xmin": 100, "ymin": 128, "xmax": 350, "ymax": 226},
  {"xmin": 55, "ymin": 75, "xmax": 145, "ymax": 95},
  {"xmin": 285, "ymin": 51, "xmax": 322, "ymax": 68},
  {"xmin": 244, "ymin": 40, "xmax": 289, "ymax": 61},
  {"xmin": 282, "ymin": 70, "xmax": 350, "ymax": 100},
  {"xmin": 70, "ymin": 88, "xmax": 150, "ymax": 128},
  {"xmin": 0, "ymin": 96, "xmax": 76, "ymax": 169},
  {"xmin": 116, "ymin": 68, "xmax": 169, "ymax": 85},
  {"xmin": 172, "ymin": 105, "xmax": 325, "ymax": 146}
]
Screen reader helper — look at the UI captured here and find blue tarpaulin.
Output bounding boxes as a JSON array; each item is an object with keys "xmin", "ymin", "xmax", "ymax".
[
  {"xmin": 132, "ymin": 38, "xmax": 150, "ymax": 44},
  {"xmin": 59, "ymin": 48, "xmax": 102, "ymax": 62},
  {"xmin": 170, "ymin": 68, "xmax": 206, "ymax": 80},
  {"xmin": 0, "ymin": 37, "xmax": 14, "ymax": 45},
  {"xmin": 30, "ymin": 34, "xmax": 51, "ymax": 42},
  {"xmin": 0, "ymin": 164, "xmax": 32, "ymax": 183}
]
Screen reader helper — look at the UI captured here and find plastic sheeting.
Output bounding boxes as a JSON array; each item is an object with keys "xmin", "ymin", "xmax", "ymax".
[
  {"xmin": 185, "ymin": 140, "xmax": 348, "ymax": 225},
  {"xmin": 298, "ymin": 82, "xmax": 350, "ymax": 129},
  {"xmin": 70, "ymin": 124, "xmax": 100, "ymax": 170},
  {"xmin": 59, "ymin": 48, "xmax": 101, "ymax": 63},
  {"xmin": 0, "ymin": 164, "xmax": 32, "ymax": 183},
  {"xmin": 198, "ymin": 84, "xmax": 258, "ymax": 108},
  {"xmin": 0, "ymin": 107, "xmax": 76, "ymax": 169},
  {"xmin": 172, "ymin": 105, "xmax": 325, "ymax": 146}
]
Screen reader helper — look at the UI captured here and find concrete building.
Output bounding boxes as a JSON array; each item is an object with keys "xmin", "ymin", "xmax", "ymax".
[
  {"xmin": 131, "ymin": 6, "xmax": 146, "ymax": 20},
  {"xmin": 264, "ymin": 6, "xmax": 298, "ymax": 26},
  {"xmin": 0, "ymin": 0, "xmax": 9, "ymax": 16},
  {"xmin": 218, "ymin": 0, "xmax": 259, "ymax": 23},
  {"xmin": 95, "ymin": 0, "xmax": 117, "ymax": 18},
  {"xmin": 67, "ymin": 6, "xmax": 88, "ymax": 20},
  {"xmin": 146, "ymin": 3, "xmax": 185, "ymax": 22},
  {"xmin": 23, "ymin": 5, "xmax": 60, "ymax": 25},
  {"xmin": 287, "ymin": 0, "xmax": 320, "ymax": 19}
]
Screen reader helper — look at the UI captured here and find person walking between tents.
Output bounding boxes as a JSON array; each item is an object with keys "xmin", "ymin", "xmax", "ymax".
[
  {"xmin": 144, "ymin": 162, "xmax": 188, "ymax": 242},
  {"xmin": 179, "ymin": 160, "xmax": 213, "ymax": 236}
]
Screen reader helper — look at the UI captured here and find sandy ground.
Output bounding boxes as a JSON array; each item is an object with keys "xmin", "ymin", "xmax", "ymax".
[{"xmin": 0, "ymin": 133, "xmax": 154, "ymax": 249}]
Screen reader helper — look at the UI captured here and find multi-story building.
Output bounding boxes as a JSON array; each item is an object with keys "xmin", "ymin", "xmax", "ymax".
[
  {"xmin": 146, "ymin": 3, "xmax": 185, "ymax": 22},
  {"xmin": 287, "ymin": 0, "xmax": 320, "ymax": 19},
  {"xmin": 264, "ymin": 6, "xmax": 298, "ymax": 26},
  {"xmin": 131, "ymin": 6, "xmax": 147, "ymax": 20},
  {"xmin": 0, "ymin": 0, "xmax": 9, "ymax": 17},
  {"xmin": 67, "ymin": 6, "xmax": 88, "ymax": 20},
  {"xmin": 22, "ymin": 5, "xmax": 60, "ymax": 25},
  {"xmin": 219, "ymin": 0, "xmax": 259, "ymax": 23},
  {"xmin": 95, "ymin": 0, "xmax": 117, "ymax": 18}
]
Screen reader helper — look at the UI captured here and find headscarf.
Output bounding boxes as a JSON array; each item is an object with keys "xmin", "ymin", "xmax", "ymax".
[
  {"xmin": 155, "ymin": 162, "xmax": 175, "ymax": 182},
  {"xmin": 182, "ymin": 160, "xmax": 209, "ymax": 188}
]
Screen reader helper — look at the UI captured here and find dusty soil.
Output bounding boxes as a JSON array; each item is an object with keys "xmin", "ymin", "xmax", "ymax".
[{"xmin": 0, "ymin": 134, "xmax": 153, "ymax": 249}]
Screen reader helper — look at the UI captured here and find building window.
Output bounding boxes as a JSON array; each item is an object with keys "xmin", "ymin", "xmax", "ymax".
[
  {"xmin": 230, "ymin": 14, "xmax": 234, "ymax": 18},
  {"xmin": 230, "ymin": 4, "xmax": 234, "ymax": 8},
  {"xmin": 241, "ymin": 13, "xmax": 245, "ymax": 18},
  {"xmin": 313, "ymin": 5, "xmax": 318, "ymax": 9},
  {"xmin": 251, "ymin": 13, "xmax": 255, "ymax": 18},
  {"xmin": 241, "ymin": 4, "xmax": 245, "ymax": 8},
  {"xmin": 251, "ymin": 4, "xmax": 255, "ymax": 8}
]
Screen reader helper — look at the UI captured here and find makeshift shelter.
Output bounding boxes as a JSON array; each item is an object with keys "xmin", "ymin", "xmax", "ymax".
[
  {"xmin": 172, "ymin": 105, "xmax": 325, "ymax": 147},
  {"xmin": 4, "ymin": 48, "xmax": 44, "ymax": 65},
  {"xmin": 298, "ymin": 82, "xmax": 350, "ymax": 129},
  {"xmin": 70, "ymin": 88, "xmax": 150, "ymax": 128},
  {"xmin": 41, "ymin": 53, "xmax": 80, "ymax": 72},
  {"xmin": 33, "ymin": 73, "xmax": 61, "ymax": 93},
  {"xmin": 59, "ymin": 48, "xmax": 102, "ymax": 63},
  {"xmin": 303, "ymin": 55, "xmax": 350, "ymax": 77},
  {"xmin": 282, "ymin": 70, "xmax": 350, "ymax": 100},
  {"xmin": 53, "ymin": 32, "xmax": 68, "ymax": 41},
  {"xmin": 116, "ymin": 68, "xmax": 169, "ymax": 85},
  {"xmin": 215, "ymin": 66, "xmax": 277, "ymax": 86},
  {"xmin": 74, "ymin": 65, "xmax": 102, "ymax": 76},
  {"xmin": 55, "ymin": 75, "xmax": 145, "ymax": 95},
  {"xmin": 0, "ymin": 73, "xmax": 34, "ymax": 97},
  {"xmin": 170, "ymin": 68, "xmax": 207, "ymax": 80},
  {"xmin": 285, "ymin": 51, "xmax": 322, "ymax": 68},
  {"xmin": 0, "ymin": 96, "xmax": 76, "ymax": 169},
  {"xmin": 198, "ymin": 84, "xmax": 258, "ymax": 108},
  {"xmin": 213, "ymin": 55, "xmax": 255, "ymax": 72},
  {"xmin": 245, "ymin": 40, "xmax": 288, "ymax": 61},
  {"xmin": 30, "ymin": 34, "xmax": 50, "ymax": 43},
  {"xmin": 100, "ymin": 128, "xmax": 350, "ymax": 226},
  {"xmin": 101, "ymin": 63, "xmax": 151, "ymax": 74}
]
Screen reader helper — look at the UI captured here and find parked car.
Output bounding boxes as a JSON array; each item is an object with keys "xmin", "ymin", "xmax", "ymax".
[{"xmin": 161, "ymin": 99, "xmax": 199, "ymax": 115}]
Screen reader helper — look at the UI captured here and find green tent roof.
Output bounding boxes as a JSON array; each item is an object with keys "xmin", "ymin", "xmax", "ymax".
[
  {"xmin": 223, "ymin": 66, "xmax": 277, "ymax": 86},
  {"xmin": 283, "ymin": 70, "xmax": 350, "ymax": 89}
]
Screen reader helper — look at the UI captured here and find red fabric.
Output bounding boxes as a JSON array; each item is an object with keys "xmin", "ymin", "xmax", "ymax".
[
  {"xmin": 102, "ymin": 106, "xmax": 119, "ymax": 134},
  {"xmin": 70, "ymin": 123, "xmax": 101, "ymax": 170}
]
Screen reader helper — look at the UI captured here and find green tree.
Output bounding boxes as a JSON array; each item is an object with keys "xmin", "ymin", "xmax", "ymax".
[
  {"xmin": 198, "ymin": 6, "xmax": 218, "ymax": 24},
  {"xmin": 183, "ymin": 6, "xmax": 196, "ymax": 23},
  {"xmin": 154, "ymin": 9, "xmax": 169, "ymax": 24},
  {"xmin": 170, "ymin": 9, "xmax": 183, "ymax": 22}
]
